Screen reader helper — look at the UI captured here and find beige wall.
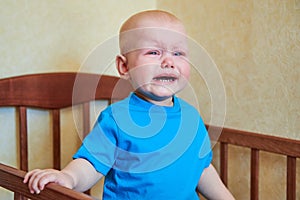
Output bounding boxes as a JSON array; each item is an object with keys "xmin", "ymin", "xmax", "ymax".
[
  {"xmin": 0, "ymin": 1, "xmax": 156, "ymax": 199},
  {"xmin": 157, "ymin": 0, "xmax": 299, "ymax": 199},
  {"xmin": 1, "ymin": 0, "xmax": 299, "ymax": 199},
  {"xmin": 158, "ymin": 0, "xmax": 299, "ymax": 139}
]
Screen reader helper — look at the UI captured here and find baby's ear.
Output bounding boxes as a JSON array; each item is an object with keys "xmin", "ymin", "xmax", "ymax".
[{"xmin": 116, "ymin": 55, "xmax": 130, "ymax": 79}]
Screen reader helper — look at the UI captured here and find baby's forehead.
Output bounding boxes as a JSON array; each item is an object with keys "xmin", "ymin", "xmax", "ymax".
[
  {"xmin": 140, "ymin": 36, "xmax": 188, "ymax": 52},
  {"xmin": 120, "ymin": 27, "xmax": 188, "ymax": 54}
]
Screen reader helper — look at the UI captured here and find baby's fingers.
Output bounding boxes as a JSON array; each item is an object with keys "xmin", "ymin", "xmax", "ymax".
[
  {"xmin": 23, "ymin": 169, "xmax": 44, "ymax": 193},
  {"xmin": 23, "ymin": 169, "xmax": 41, "ymax": 183},
  {"xmin": 24, "ymin": 169, "xmax": 58, "ymax": 194},
  {"xmin": 30, "ymin": 170, "xmax": 58, "ymax": 194}
]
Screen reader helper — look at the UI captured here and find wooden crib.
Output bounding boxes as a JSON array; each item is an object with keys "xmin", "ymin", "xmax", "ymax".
[{"xmin": 0, "ymin": 72, "xmax": 299, "ymax": 200}]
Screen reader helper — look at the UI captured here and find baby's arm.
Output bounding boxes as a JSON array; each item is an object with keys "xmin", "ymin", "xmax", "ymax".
[
  {"xmin": 23, "ymin": 158, "xmax": 103, "ymax": 194},
  {"xmin": 197, "ymin": 164, "xmax": 235, "ymax": 200}
]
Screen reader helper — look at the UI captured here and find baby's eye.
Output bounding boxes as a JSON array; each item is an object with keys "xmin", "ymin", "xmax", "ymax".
[
  {"xmin": 173, "ymin": 51, "xmax": 185, "ymax": 56},
  {"xmin": 146, "ymin": 50, "xmax": 161, "ymax": 55}
]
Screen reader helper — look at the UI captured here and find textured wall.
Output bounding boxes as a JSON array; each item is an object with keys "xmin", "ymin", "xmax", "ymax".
[
  {"xmin": 157, "ymin": 0, "xmax": 299, "ymax": 199},
  {"xmin": 0, "ymin": 0, "xmax": 157, "ymax": 78},
  {"xmin": 0, "ymin": 1, "xmax": 156, "ymax": 199},
  {"xmin": 0, "ymin": 0, "xmax": 299, "ymax": 199}
]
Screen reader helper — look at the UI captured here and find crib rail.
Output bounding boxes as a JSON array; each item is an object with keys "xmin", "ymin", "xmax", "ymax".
[
  {"xmin": 0, "ymin": 163, "xmax": 93, "ymax": 200},
  {"xmin": 0, "ymin": 73, "xmax": 299, "ymax": 199},
  {"xmin": 0, "ymin": 72, "xmax": 133, "ymax": 172},
  {"xmin": 0, "ymin": 72, "xmax": 132, "ymax": 199},
  {"xmin": 208, "ymin": 125, "xmax": 300, "ymax": 200}
]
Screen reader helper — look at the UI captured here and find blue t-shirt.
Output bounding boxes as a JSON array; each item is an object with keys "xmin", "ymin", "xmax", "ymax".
[{"xmin": 74, "ymin": 93, "xmax": 212, "ymax": 200}]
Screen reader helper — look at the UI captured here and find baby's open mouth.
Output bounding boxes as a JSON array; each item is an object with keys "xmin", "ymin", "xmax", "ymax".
[{"xmin": 153, "ymin": 76, "xmax": 177, "ymax": 82}]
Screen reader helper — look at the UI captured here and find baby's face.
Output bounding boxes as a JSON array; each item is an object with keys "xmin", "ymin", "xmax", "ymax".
[{"xmin": 120, "ymin": 20, "xmax": 190, "ymax": 103}]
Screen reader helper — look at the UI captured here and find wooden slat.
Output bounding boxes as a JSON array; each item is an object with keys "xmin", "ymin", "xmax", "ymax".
[
  {"xmin": 251, "ymin": 149, "xmax": 259, "ymax": 200},
  {"xmin": 210, "ymin": 126, "xmax": 300, "ymax": 158},
  {"xmin": 52, "ymin": 109, "xmax": 61, "ymax": 170},
  {"xmin": 14, "ymin": 193, "xmax": 27, "ymax": 200},
  {"xmin": 0, "ymin": 163, "xmax": 93, "ymax": 200},
  {"xmin": 18, "ymin": 107, "xmax": 28, "ymax": 172},
  {"xmin": 287, "ymin": 156, "xmax": 296, "ymax": 200},
  {"xmin": 220, "ymin": 142, "xmax": 228, "ymax": 186}
]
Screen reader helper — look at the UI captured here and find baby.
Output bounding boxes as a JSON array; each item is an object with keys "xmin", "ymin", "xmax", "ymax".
[{"xmin": 24, "ymin": 10, "xmax": 234, "ymax": 200}]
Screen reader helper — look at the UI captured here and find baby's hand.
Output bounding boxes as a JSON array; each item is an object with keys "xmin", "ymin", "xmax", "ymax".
[{"xmin": 23, "ymin": 169, "xmax": 73, "ymax": 194}]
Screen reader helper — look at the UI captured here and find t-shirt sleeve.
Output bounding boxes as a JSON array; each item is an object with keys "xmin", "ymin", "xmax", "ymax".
[
  {"xmin": 73, "ymin": 111, "xmax": 118, "ymax": 176},
  {"xmin": 203, "ymin": 145, "xmax": 213, "ymax": 169},
  {"xmin": 198, "ymin": 118, "xmax": 213, "ymax": 169}
]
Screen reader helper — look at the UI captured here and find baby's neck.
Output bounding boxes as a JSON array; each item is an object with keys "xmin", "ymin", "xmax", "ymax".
[{"xmin": 134, "ymin": 92, "xmax": 174, "ymax": 107}]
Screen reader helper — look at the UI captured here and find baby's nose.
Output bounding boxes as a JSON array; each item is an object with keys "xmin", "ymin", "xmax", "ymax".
[{"xmin": 161, "ymin": 56, "xmax": 174, "ymax": 69}]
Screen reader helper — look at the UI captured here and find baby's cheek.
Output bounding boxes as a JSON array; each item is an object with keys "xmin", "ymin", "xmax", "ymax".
[{"xmin": 181, "ymin": 67, "xmax": 191, "ymax": 81}]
